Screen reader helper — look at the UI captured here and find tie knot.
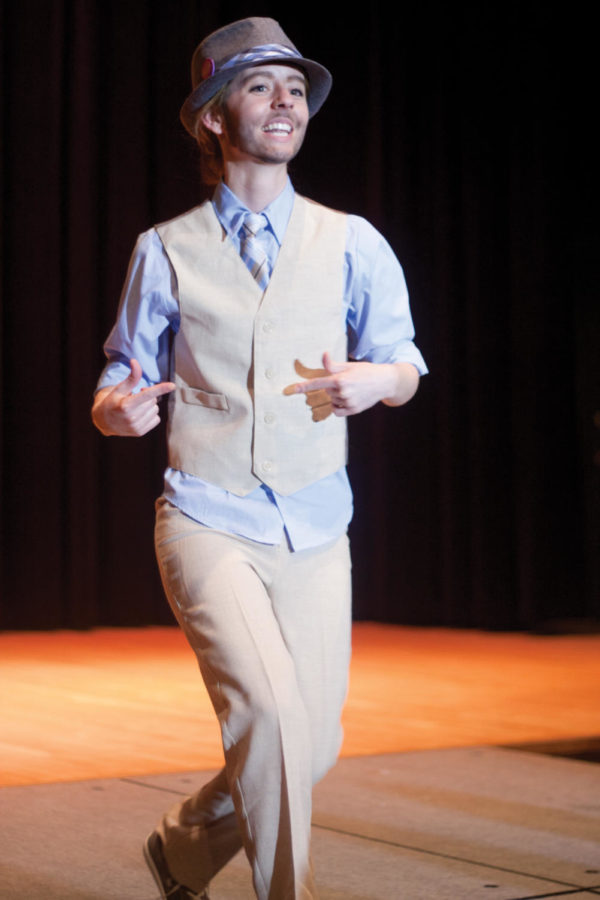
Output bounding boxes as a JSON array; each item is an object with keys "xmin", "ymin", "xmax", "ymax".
[{"xmin": 243, "ymin": 212, "xmax": 268, "ymax": 238}]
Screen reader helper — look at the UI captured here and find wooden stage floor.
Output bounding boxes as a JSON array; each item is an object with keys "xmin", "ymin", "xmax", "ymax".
[{"xmin": 2, "ymin": 623, "xmax": 599, "ymax": 788}]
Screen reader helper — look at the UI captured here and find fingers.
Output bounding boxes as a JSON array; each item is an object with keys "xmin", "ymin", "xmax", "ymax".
[
  {"xmin": 285, "ymin": 353, "xmax": 381, "ymax": 418},
  {"xmin": 286, "ymin": 373, "xmax": 339, "ymax": 394},
  {"xmin": 128, "ymin": 380, "xmax": 176, "ymax": 406},
  {"xmin": 124, "ymin": 403, "xmax": 160, "ymax": 436},
  {"xmin": 111, "ymin": 359, "xmax": 175, "ymax": 409},
  {"xmin": 118, "ymin": 380, "xmax": 175, "ymax": 436},
  {"xmin": 93, "ymin": 359, "xmax": 175, "ymax": 437},
  {"xmin": 283, "ymin": 355, "xmax": 354, "ymax": 418},
  {"xmin": 331, "ymin": 400, "xmax": 351, "ymax": 417},
  {"xmin": 117, "ymin": 390, "xmax": 165, "ymax": 436},
  {"xmin": 110, "ymin": 359, "xmax": 175, "ymax": 402},
  {"xmin": 286, "ymin": 354, "xmax": 349, "ymax": 395}
]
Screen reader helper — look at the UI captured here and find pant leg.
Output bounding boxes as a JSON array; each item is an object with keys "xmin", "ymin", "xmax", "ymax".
[
  {"xmin": 269, "ymin": 534, "xmax": 352, "ymax": 785},
  {"xmin": 153, "ymin": 501, "xmax": 350, "ymax": 899},
  {"xmin": 156, "ymin": 767, "xmax": 241, "ymax": 892}
]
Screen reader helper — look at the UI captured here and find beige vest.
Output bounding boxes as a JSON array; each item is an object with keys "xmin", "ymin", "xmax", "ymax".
[{"xmin": 156, "ymin": 194, "xmax": 348, "ymax": 497}]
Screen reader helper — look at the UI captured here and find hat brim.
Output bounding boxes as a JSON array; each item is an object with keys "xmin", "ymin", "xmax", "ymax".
[{"xmin": 180, "ymin": 56, "xmax": 332, "ymax": 135}]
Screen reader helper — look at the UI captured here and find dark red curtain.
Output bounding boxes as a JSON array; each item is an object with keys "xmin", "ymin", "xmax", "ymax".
[{"xmin": 1, "ymin": 1, "xmax": 597, "ymax": 630}]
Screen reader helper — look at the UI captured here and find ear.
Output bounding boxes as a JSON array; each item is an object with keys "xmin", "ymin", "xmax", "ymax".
[{"xmin": 201, "ymin": 107, "xmax": 225, "ymax": 136}]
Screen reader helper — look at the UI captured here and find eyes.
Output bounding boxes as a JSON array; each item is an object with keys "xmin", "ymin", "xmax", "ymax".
[{"xmin": 248, "ymin": 82, "xmax": 306, "ymax": 99}]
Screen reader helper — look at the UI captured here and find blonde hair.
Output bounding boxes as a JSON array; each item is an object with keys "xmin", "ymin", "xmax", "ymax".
[{"xmin": 188, "ymin": 84, "xmax": 229, "ymax": 186}]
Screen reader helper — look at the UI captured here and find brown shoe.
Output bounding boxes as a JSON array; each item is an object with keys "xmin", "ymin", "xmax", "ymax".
[{"xmin": 143, "ymin": 831, "xmax": 209, "ymax": 899}]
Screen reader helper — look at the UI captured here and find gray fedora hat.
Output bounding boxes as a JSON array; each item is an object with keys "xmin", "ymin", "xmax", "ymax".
[{"xmin": 180, "ymin": 17, "xmax": 332, "ymax": 135}]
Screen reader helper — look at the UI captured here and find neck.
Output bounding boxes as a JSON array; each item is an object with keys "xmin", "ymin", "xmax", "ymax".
[{"xmin": 222, "ymin": 160, "xmax": 289, "ymax": 212}]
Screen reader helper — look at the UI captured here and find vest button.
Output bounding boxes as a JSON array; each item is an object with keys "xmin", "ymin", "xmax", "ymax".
[
  {"xmin": 264, "ymin": 367, "xmax": 275, "ymax": 379},
  {"xmin": 261, "ymin": 460, "xmax": 273, "ymax": 472},
  {"xmin": 264, "ymin": 412, "xmax": 275, "ymax": 425}
]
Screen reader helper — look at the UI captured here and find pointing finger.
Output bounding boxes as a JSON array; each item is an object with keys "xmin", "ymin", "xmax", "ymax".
[
  {"xmin": 126, "ymin": 381, "xmax": 176, "ymax": 406},
  {"xmin": 286, "ymin": 374, "xmax": 338, "ymax": 394}
]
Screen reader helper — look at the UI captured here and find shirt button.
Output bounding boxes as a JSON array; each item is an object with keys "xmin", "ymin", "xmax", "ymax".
[
  {"xmin": 262, "ymin": 320, "xmax": 274, "ymax": 333},
  {"xmin": 264, "ymin": 413, "xmax": 275, "ymax": 425},
  {"xmin": 261, "ymin": 460, "xmax": 273, "ymax": 472},
  {"xmin": 265, "ymin": 367, "xmax": 275, "ymax": 379}
]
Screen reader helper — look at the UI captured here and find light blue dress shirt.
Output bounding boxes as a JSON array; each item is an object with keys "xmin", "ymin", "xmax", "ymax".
[{"xmin": 98, "ymin": 179, "xmax": 427, "ymax": 551}]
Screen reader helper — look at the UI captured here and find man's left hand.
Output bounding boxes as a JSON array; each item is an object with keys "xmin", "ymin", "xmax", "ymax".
[{"xmin": 284, "ymin": 352, "xmax": 419, "ymax": 417}]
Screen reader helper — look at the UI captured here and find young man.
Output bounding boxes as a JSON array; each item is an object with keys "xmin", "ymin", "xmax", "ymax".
[{"xmin": 92, "ymin": 17, "xmax": 427, "ymax": 900}]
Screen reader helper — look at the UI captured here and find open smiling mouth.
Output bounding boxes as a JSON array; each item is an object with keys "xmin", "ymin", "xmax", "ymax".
[{"xmin": 262, "ymin": 122, "xmax": 293, "ymax": 135}]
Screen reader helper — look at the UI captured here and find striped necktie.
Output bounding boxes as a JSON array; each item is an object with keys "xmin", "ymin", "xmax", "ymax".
[{"xmin": 240, "ymin": 212, "xmax": 270, "ymax": 290}]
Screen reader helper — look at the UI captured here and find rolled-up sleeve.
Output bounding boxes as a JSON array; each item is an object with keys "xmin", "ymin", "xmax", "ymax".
[
  {"xmin": 96, "ymin": 229, "xmax": 179, "ymax": 392},
  {"xmin": 344, "ymin": 215, "xmax": 428, "ymax": 374}
]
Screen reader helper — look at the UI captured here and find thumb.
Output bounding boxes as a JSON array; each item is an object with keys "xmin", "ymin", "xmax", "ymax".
[
  {"xmin": 113, "ymin": 358, "xmax": 143, "ymax": 396},
  {"xmin": 322, "ymin": 351, "xmax": 347, "ymax": 374}
]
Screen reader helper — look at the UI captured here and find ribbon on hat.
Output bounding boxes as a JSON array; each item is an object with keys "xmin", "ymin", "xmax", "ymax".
[{"xmin": 204, "ymin": 43, "xmax": 302, "ymax": 81}]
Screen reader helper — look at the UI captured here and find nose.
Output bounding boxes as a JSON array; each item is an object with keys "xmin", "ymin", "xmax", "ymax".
[{"xmin": 272, "ymin": 87, "xmax": 294, "ymax": 108}]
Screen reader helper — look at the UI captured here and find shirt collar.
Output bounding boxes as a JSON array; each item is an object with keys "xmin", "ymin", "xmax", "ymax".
[{"xmin": 212, "ymin": 177, "xmax": 294, "ymax": 247}]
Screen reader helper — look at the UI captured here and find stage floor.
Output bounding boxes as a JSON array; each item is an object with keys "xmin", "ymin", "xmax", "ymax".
[
  {"xmin": 2, "ymin": 623, "xmax": 599, "ymax": 787},
  {"xmin": 2, "ymin": 749, "xmax": 599, "ymax": 899}
]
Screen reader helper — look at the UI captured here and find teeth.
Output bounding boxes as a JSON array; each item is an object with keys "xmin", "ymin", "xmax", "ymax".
[{"xmin": 263, "ymin": 123, "xmax": 292, "ymax": 134}]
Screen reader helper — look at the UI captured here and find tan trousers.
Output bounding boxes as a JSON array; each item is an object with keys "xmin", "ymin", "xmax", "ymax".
[{"xmin": 153, "ymin": 499, "xmax": 352, "ymax": 900}]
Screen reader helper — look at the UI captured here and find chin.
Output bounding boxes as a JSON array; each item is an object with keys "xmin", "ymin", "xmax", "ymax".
[{"xmin": 260, "ymin": 138, "xmax": 305, "ymax": 165}]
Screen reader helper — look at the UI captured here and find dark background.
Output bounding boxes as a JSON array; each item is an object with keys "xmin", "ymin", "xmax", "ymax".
[{"xmin": 1, "ymin": 1, "xmax": 597, "ymax": 631}]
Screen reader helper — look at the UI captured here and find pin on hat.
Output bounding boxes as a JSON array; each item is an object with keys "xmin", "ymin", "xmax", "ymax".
[{"xmin": 180, "ymin": 17, "xmax": 332, "ymax": 135}]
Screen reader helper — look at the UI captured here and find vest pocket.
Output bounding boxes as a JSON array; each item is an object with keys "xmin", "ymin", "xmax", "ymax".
[{"xmin": 180, "ymin": 387, "xmax": 229, "ymax": 411}]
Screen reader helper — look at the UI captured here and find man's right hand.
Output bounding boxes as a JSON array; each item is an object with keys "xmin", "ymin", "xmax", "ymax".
[{"xmin": 91, "ymin": 358, "xmax": 175, "ymax": 437}]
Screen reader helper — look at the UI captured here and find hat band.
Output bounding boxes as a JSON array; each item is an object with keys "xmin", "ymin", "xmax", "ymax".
[{"xmin": 216, "ymin": 43, "xmax": 302, "ymax": 77}]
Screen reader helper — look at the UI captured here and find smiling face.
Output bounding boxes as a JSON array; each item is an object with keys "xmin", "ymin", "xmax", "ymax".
[{"xmin": 201, "ymin": 63, "xmax": 310, "ymax": 168}]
